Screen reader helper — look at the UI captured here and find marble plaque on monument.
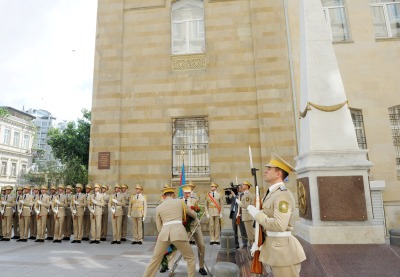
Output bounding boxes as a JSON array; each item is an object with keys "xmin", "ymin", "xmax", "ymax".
[
  {"xmin": 98, "ymin": 152, "xmax": 111, "ymax": 170},
  {"xmin": 318, "ymin": 176, "xmax": 367, "ymax": 221},
  {"xmin": 297, "ymin": 177, "xmax": 312, "ymax": 220}
]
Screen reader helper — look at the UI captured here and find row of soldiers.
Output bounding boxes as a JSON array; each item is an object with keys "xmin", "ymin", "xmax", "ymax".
[{"xmin": 0, "ymin": 183, "xmax": 147, "ymax": 244}]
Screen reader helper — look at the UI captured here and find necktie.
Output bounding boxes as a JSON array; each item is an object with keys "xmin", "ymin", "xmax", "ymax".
[
  {"xmin": 77, "ymin": 193, "xmax": 79, "ymax": 199},
  {"xmin": 137, "ymin": 195, "xmax": 138, "ymax": 199},
  {"xmin": 212, "ymin": 192, "xmax": 214, "ymax": 198},
  {"xmin": 185, "ymin": 199, "xmax": 187, "ymax": 204},
  {"xmin": 263, "ymin": 189, "xmax": 270, "ymax": 202}
]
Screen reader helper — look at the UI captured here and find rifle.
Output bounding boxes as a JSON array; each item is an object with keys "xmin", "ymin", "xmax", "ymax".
[{"xmin": 249, "ymin": 146, "xmax": 263, "ymax": 274}]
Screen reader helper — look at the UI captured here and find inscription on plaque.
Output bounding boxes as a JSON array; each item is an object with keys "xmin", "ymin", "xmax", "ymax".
[
  {"xmin": 318, "ymin": 176, "xmax": 367, "ymax": 221},
  {"xmin": 98, "ymin": 152, "xmax": 111, "ymax": 170}
]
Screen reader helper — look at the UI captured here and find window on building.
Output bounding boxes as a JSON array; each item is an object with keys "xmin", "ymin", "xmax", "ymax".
[
  {"xmin": 3, "ymin": 128, "xmax": 11, "ymax": 145},
  {"xmin": 171, "ymin": 0, "xmax": 205, "ymax": 55},
  {"xmin": 370, "ymin": 1, "xmax": 400, "ymax": 38},
  {"xmin": 321, "ymin": 0, "xmax": 351, "ymax": 41},
  {"xmin": 11, "ymin": 162, "xmax": 17, "ymax": 177},
  {"xmin": 13, "ymin": 131, "xmax": 20, "ymax": 147},
  {"xmin": 1, "ymin": 161, "xmax": 7, "ymax": 176},
  {"xmin": 23, "ymin": 134, "xmax": 30, "ymax": 149},
  {"xmin": 388, "ymin": 105, "xmax": 400, "ymax": 173},
  {"xmin": 172, "ymin": 117, "xmax": 209, "ymax": 177},
  {"xmin": 21, "ymin": 164, "xmax": 27, "ymax": 175},
  {"xmin": 350, "ymin": 109, "xmax": 368, "ymax": 150}
]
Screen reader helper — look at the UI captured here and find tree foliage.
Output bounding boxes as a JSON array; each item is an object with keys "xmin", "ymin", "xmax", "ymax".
[
  {"xmin": 0, "ymin": 108, "xmax": 9, "ymax": 118},
  {"xmin": 46, "ymin": 109, "xmax": 91, "ymax": 185},
  {"xmin": 47, "ymin": 109, "xmax": 91, "ymax": 167}
]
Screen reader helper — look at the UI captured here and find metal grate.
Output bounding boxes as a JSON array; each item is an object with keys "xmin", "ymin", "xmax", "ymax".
[
  {"xmin": 389, "ymin": 105, "xmax": 400, "ymax": 169},
  {"xmin": 350, "ymin": 109, "xmax": 368, "ymax": 150},
  {"xmin": 172, "ymin": 117, "xmax": 209, "ymax": 177}
]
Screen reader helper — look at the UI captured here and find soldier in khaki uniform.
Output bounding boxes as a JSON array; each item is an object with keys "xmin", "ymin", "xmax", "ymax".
[
  {"xmin": 12, "ymin": 186, "xmax": 23, "ymax": 239},
  {"xmin": 100, "ymin": 184, "xmax": 110, "ymax": 241},
  {"xmin": 29, "ymin": 186, "xmax": 40, "ymax": 239},
  {"xmin": 71, "ymin": 183, "xmax": 87, "ymax": 243},
  {"xmin": 82, "ymin": 184, "xmax": 92, "ymax": 240},
  {"xmin": 52, "ymin": 185, "xmax": 68, "ymax": 243},
  {"xmin": 181, "ymin": 184, "xmax": 208, "ymax": 275},
  {"xmin": 144, "ymin": 186, "xmax": 196, "ymax": 277},
  {"xmin": 109, "ymin": 184, "xmax": 125, "ymax": 244},
  {"xmin": 247, "ymin": 153, "xmax": 306, "ymax": 277},
  {"xmin": 63, "ymin": 185, "xmax": 73, "ymax": 240},
  {"xmin": 205, "ymin": 182, "xmax": 223, "ymax": 245},
  {"xmin": 236, "ymin": 180, "xmax": 255, "ymax": 245},
  {"xmin": 17, "ymin": 186, "xmax": 34, "ymax": 242},
  {"xmin": 128, "ymin": 184, "xmax": 147, "ymax": 244},
  {"xmin": 89, "ymin": 183, "xmax": 105, "ymax": 244},
  {"xmin": 46, "ymin": 185, "xmax": 57, "ymax": 240},
  {"xmin": 0, "ymin": 187, "xmax": 4, "ymax": 238},
  {"xmin": 120, "ymin": 184, "xmax": 129, "ymax": 241},
  {"xmin": 1, "ymin": 186, "xmax": 16, "ymax": 241},
  {"xmin": 35, "ymin": 185, "xmax": 50, "ymax": 242}
]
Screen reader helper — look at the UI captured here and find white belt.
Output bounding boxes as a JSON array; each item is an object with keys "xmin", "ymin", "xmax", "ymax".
[
  {"xmin": 163, "ymin": 220, "xmax": 182, "ymax": 226},
  {"xmin": 267, "ymin": 231, "xmax": 291, "ymax": 237}
]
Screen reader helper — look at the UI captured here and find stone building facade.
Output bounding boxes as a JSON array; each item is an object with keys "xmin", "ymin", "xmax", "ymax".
[{"xmin": 89, "ymin": 0, "xmax": 400, "ymax": 234}]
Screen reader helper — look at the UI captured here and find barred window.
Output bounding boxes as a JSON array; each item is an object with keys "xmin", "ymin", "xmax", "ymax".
[
  {"xmin": 321, "ymin": 0, "xmax": 351, "ymax": 41},
  {"xmin": 350, "ymin": 109, "xmax": 368, "ymax": 150},
  {"xmin": 370, "ymin": 1, "xmax": 400, "ymax": 38},
  {"xmin": 172, "ymin": 117, "xmax": 209, "ymax": 177},
  {"xmin": 171, "ymin": 0, "xmax": 205, "ymax": 55},
  {"xmin": 388, "ymin": 105, "xmax": 400, "ymax": 172}
]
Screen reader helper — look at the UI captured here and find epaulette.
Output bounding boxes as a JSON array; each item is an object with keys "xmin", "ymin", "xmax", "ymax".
[{"xmin": 279, "ymin": 185, "xmax": 287, "ymax": 191}]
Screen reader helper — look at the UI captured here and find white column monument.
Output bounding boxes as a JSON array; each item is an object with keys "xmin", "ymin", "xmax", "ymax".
[{"xmin": 294, "ymin": 0, "xmax": 385, "ymax": 244}]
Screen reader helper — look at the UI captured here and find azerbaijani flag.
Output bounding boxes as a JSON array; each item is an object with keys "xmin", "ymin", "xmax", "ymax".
[{"xmin": 179, "ymin": 161, "xmax": 186, "ymax": 198}]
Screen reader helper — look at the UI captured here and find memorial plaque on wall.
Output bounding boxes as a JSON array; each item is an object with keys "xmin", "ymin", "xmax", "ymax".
[
  {"xmin": 98, "ymin": 152, "xmax": 111, "ymax": 170},
  {"xmin": 318, "ymin": 176, "xmax": 367, "ymax": 221},
  {"xmin": 297, "ymin": 177, "xmax": 312, "ymax": 220}
]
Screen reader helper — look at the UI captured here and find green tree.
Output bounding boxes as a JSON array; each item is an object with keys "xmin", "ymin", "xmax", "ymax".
[
  {"xmin": 47, "ymin": 109, "xmax": 91, "ymax": 185},
  {"xmin": 0, "ymin": 108, "xmax": 9, "ymax": 118}
]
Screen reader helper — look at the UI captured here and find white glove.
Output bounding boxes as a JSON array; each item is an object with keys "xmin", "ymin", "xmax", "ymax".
[
  {"xmin": 219, "ymin": 213, "xmax": 223, "ymax": 219},
  {"xmin": 74, "ymin": 200, "xmax": 79, "ymax": 205},
  {"xmin": 206, "ymin": 214, "xmax": 210, "ymax": 219},
  {"xmin": 235, "ymin": 198, "xmax": 240, "ymax": 204},
  {"xmin": 37, "ymin": 200, "xmax": 43, "ymax": 205},
  {"xmin": 92, "ymin": 199, "xmax": 98, "ymax": 205},
  {"xmin": 127, "ymin": 215, "xmax": 131, "ymax": 218},
  {"xmin": 19, "ymin": 200, "xmax": 25, "ymax": 204},
  {"xmin": 247, "ymin": 205, "xmax": 261, "ymax": 219},
  {"xmin": 142, "ymin": 217, "xmax": 145, "ymax": 222},
  {"xmin": 2, "ymin": 201, "xmax": 7, "ymax": 205},
  {"xmin": 112, "ymin": 199, "xmax": 118, "ymax": 204},
  {"xmin": 55, "ymin": 199, "xmax": 61, "ymax": 205},
  {"xmin": 250, "ymin": 241, "xmax": 260, "ymax": 257}
]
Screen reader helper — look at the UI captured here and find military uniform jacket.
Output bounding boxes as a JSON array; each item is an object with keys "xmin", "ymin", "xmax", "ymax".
[
  {"xmin": 36, "ymin": 194, "xmax": 50, "ymax": 216},
  {"xmin": 129, "ymin": 193, "xmax": 147, "ymax": 218},
  {"xmin": 18, "ymin": 194, "xmax": 34, "ymax": 216},
  {"xmin": 102, "ymin": 193, "xmax": 110, "ymax": 212},
  {"xmin": 1, "ymin": 194, "xmax": 16, "ymax": 216},
  {"xmin": 48, "ymin": 194, "xmax": 57, "ymax": 215},
  {"xmin": 156, "ymin": 197, "xmax": 189, "ymax": 242},
  {"xmin": 71, "ymin": 193, "xmax": 87, "ymax": 216},
  {"xmin": 52, "ymin": 194, "xmax": 68, "ymax": 217},
  {"xmin": 205, "ymin": 191, "xmax": 222, "ymax": 217},
  {"xmin": 238, "ymin": 190, "xmax": 253, "ymax": 221},
  {"xmin": 65, "ymin": 193, "xmax": 73, "ymax": 216},
  {"xmin": 89, "ymin": 193, "xmax": 105, "ymax": 216},
  {"xmin": 109, "ymin": 193, "xmax": 125, "ymax": 216},
  {"xmin": 181, "ymin": 196, "xmax": 200, "ymax": 230},
  {"xmin": 254, "ymin": 183, "xmax": 306, "ymax": 267}
]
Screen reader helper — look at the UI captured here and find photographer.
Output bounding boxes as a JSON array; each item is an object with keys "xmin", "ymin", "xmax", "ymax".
[{"xmin": 229, "ymin": 183, "xmax": 248, "ymax": 249}]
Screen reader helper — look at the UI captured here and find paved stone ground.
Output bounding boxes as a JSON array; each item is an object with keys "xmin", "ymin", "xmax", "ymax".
[
  {"xmin": 0, "ymin": 236, "xmax": 220, "ymax": 277},
  {"xmin": 2, "ymin": 235, "xmax": 400, "ymax": 277}
]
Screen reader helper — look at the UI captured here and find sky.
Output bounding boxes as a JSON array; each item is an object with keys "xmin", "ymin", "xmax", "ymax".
[{"xmin": 0, "ymin": 0, "xmax": 98, "ymax": 122}]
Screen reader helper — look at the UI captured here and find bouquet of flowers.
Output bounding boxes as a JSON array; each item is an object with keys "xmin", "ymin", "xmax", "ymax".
[{"xmin": 183, "ymin": 203, "xmax": 203, "ymax": 232}]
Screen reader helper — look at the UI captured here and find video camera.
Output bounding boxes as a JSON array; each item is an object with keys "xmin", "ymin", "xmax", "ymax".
[{"xmin": 224, "ymin": 182, "xmax": 239, "ymax": 205}]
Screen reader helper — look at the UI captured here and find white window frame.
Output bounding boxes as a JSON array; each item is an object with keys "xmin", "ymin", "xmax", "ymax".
[
  {"xmin": 3, "ymin": 128, "xmax": 11, "ymax": 145},
  {"xmin": 171, "ymin": 0, "xmax": 205, "ymax": 55},
  {"xmin": 370, "ymin": 1, "xmax": 400, "ymax": 38},
  {"xmin": 1, "ymin": 161, "xmax": 7, "ymax": 176},
  {"xmin": 23, "ymin": 134, "xmax": 30, "ymax": 149},
  {"xmin": 11, "ymin": 162, "xmax": 17, "ymax": 177},
  {"xmin": 13, "ymin": 131, "xmax": 20, "ymax": 147},
  {"xmin": 322, "ymin": 0, "xmax": 351, "ymax": 42}
]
